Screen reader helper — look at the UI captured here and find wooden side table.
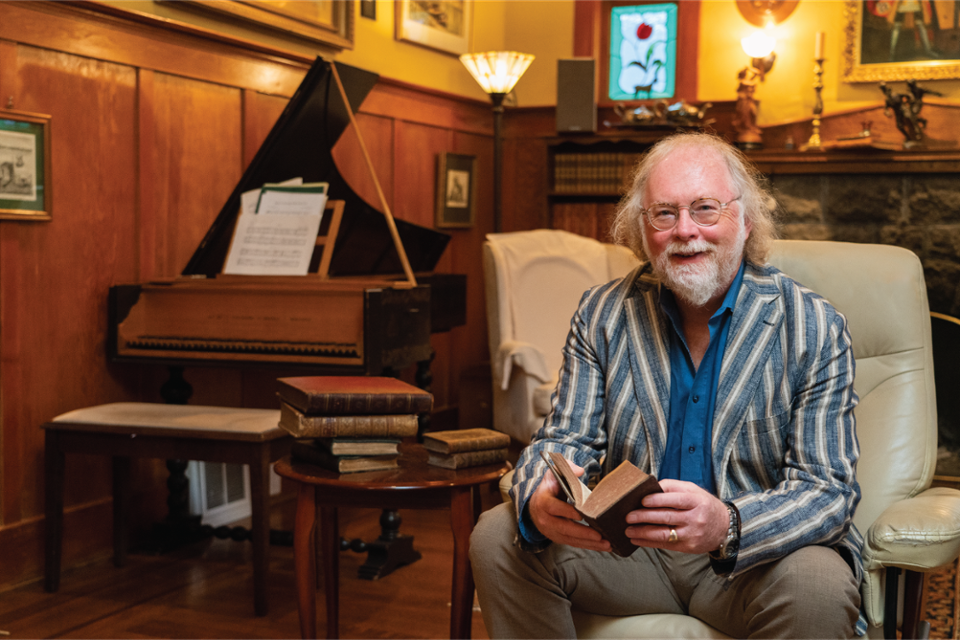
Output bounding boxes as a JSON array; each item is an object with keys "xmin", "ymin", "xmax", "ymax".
[
  {"xmin": 274, "ymin": 445, "xmax": 509, "ymax": 640},
  {"xmin": 43, "ymin": 402, "xmax": 290, "ymax": 616}
]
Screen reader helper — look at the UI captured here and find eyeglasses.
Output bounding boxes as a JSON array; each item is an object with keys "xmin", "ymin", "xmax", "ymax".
[{"xmin": 642, "ymin": 196, "xmax": 741, "ymax": 231}]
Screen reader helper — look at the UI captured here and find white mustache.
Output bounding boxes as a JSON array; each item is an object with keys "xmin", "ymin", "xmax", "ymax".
[{"xmin": 665, "ymin": 239, "xmax": 715, "ymax": 258}]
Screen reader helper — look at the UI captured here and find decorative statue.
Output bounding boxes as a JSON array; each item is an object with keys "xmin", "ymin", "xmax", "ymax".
[
  {"xmin": 732, "ymin": 54, "xmax": 775, "ymax": 150},
  {"xmin": 880, "ymin": 79, "xmax": 943, "ymax": 147}
]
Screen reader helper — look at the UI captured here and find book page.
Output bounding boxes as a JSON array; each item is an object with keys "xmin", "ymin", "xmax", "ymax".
[
  {"xmin": 223, "ymin": 181, "xmax": 328, "ymax": 276},
  {"xmin": 541, "ymin": 451, "xmax": 591, "ymax": 508}
]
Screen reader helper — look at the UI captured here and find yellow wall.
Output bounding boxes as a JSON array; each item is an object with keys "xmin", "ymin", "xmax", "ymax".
[{"xmin": 106, "ymin": 1, "xmax": 960, "ymax": 121}]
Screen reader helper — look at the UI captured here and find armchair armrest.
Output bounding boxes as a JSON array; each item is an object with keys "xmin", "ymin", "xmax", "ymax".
[
  {"xmin": 862, "ymin": 487, "xmax": 960, "ymax": 572},
  {"xmin": 495, "ymin": 340, "xmax": 552, "ymax": 391}
]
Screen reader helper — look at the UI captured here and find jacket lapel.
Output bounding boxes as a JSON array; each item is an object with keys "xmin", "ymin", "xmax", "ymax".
[
  {"xmin": 712, "ymin": 264, "xmax": 785, "ymax": 481},
  {"xmin": 623, "ymin": 267, "xmax": 672, "ymax": 476}
]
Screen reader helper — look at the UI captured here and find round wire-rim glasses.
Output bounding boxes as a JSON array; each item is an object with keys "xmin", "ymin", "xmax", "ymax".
[{"xmin": 643, "ymin": 196, "xmax": 742, "ymax": 231}]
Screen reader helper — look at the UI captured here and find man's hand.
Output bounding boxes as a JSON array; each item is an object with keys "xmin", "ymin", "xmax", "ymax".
[
  {"xmin": 624, "ymin": 479, "xmax": 730, "ymax": 554},
  {"xmin": 528, "ymin": 461, "xmax": 612, "ymax": 553}
]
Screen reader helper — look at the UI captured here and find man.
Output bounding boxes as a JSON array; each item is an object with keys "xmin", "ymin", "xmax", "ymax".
[{"xmin": 470, "ymin": 132, "xmax": 863, "ymax": 639}]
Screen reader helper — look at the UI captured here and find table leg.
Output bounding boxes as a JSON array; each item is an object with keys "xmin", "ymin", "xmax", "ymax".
[
  {"xmin": 112, "ymin": 456, "xmax": 131, "ymax": 568},
  {"xmin": 449, "ymin": 486, "xmax": 475, "ymax": 640},
  {"xmin": 249, "ymin": 447, "xmax": 271, "ymax": 617},
  {"xmin": 294, "ymin": 484, "xmax": 318, "ymax": 639},
  {"xmin": 44, "ymin": 429, "xmax": 64, "ymax": 593},
  {"xmin": 319, "ymin": 506, "xmax": 340, "ymax": 639}
]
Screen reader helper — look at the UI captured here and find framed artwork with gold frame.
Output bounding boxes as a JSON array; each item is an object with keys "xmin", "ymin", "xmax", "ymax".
[
  {"xmin": 395, "ymin": 0, "xmax": 471, "ymax": 56},
  {"xmin": 843, "ymin": 0, "xmax": 960, "ymax": 82},
  {"xmin": 176, "ymin": 1, "xmax": 354, "ymax": 50},
  {"xmin": 0, "ymin": 109, "xmax": 51, "ymax": 222}
]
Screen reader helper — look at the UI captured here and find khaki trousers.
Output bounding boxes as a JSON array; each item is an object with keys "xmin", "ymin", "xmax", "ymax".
[{"xmin": 470, "ymin": 503, "xmax": 860, "ymax": 639}]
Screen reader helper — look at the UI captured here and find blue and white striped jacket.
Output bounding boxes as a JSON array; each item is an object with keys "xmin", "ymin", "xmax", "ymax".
[{"xmin": 510, "ymin": 260, "xmax": 863, "ymax": 582}]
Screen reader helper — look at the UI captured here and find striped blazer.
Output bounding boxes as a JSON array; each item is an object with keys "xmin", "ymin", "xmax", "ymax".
[{"xmin": 510, "ymin": 260, "xmax": 863, "ymax": 581}]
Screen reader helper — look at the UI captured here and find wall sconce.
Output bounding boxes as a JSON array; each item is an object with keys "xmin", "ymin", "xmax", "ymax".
[{"xmin": 460, "ymin": 51, "xmax": 534, "ymax": 233}]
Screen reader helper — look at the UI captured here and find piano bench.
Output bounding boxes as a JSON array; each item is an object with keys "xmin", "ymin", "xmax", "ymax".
[{"xmin": 42, "ymin": 402, "xmax": 291, "ymax": 617}]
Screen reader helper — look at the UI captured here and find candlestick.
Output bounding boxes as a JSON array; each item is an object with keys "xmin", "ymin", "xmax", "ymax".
[{"xmin": 804, "ymin": 57, "xmax": 825, "ymax": 150}]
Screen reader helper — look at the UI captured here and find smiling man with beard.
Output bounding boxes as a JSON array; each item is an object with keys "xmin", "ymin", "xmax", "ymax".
[{"xmin": 470, "ymin": 132, "xmax": 864, "ymax": 639}]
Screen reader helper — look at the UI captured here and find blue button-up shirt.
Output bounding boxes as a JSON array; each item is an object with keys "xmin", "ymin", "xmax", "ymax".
[{"xmin": 658, "ymin": 261, "xmax": 745, "ymax": 495}]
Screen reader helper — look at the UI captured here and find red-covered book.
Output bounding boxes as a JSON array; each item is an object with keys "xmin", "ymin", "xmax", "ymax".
[{"xmin": 277, "ymin": 376, "xmax": 433, "ymax": 415}]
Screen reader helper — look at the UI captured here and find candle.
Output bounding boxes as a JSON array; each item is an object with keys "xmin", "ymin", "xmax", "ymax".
[{"xmin": 815, "ymin": 31, "xmax": 825, "ymax": 59}]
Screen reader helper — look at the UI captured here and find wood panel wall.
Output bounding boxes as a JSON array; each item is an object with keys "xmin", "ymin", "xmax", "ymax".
[{"xmin": 0, "ymin": 1, "xmax": 498, "ymax": 590}]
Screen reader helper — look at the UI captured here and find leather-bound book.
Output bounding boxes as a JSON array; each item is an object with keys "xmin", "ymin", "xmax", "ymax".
[
  {"xmin": 422, "ymin": 428, "xmax": 510, "ymax": 454},
  {"xmin": 291, "ymin": 440, "xmax": 398, "ymax": 474},
  {"xmin": 541, "ymin": 450, "xmax": 662, "ymax": 557},
  {"xmin": 426, "ymin": 447, "xmax": 509, "ymax": 469},
  {"xmin": 277, "ymin": 376, "xmax": 433, "ymax": 415},
  {"xmin": 278, "ymin": 401, "xmax": 419, "ymax": 438}
]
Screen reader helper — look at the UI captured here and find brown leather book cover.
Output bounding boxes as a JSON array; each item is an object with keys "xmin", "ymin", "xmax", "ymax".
[
  {"xmin": 279, "ymin": 401, "xmax": 419, "ymax": 438},
  {"xmin": 291, "ymin": 440, "xmax": 399, "ymax": 474},
  {"xmin": 277, "ymin": 376, "xmax": 433, "ymax": 415},
  {"xmin": 541, "ymin": 451, "xmax": 662, "ymax": 557},
  {"xmin": 422, "ymin": 428, "xmax": 511, "ymax": 454},
  {"xmin": 426, "ymin": 447, "xmax": 509, "ymax": 469}
]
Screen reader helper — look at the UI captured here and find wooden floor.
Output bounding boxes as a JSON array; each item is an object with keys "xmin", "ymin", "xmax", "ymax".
[{"xmin": 0, "ymin": 492, "xmax": 499, "ymax": 639}]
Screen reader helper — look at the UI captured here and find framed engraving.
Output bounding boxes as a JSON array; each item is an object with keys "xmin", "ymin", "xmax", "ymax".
[
  {"xmin": 843, "ymin": 0, "xmax": 960, "ymax": 82},
  {"xmin": 0, "ymin": 109, "xmax": 51, "ymax": 222},
  {"xmin": 176, "ymin": 1, "xmax": 354, "ymax": 50},
  {"xmin": 395, "ymin": 0, "xmax": 471, "ymax": 56},
  {"xmin": 436, "ymin": 153, "xmax": 476, "ymax": 229}
]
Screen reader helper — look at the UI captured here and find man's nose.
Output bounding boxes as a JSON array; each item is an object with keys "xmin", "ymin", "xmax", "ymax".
[{"xmin": 672, "ymin": 207, "xmax": 699, "ymax": 237}]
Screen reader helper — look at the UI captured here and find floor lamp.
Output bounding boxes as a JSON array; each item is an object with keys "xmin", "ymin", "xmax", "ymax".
[{"xmin": 460, "ymin": 51, "xmax": 534, "ymax": 233}]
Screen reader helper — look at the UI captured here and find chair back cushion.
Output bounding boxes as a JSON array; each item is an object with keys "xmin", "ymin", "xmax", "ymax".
[
  {"xmin": 484, "ymin": 229, "xmax": 638, "ymax": 381},
  {"xmin": 768, "ymin": 240, "xmax": 936, "ymax": 530}
]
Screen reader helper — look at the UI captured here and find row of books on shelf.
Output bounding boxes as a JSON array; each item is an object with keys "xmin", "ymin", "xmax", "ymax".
[
  {"xmin": 277, "ymin": 375, "xmax": 509, "ymax": 474},
  {"xmin": 552, "ymin": 152, "xmax": 643, "ymax": 195}
]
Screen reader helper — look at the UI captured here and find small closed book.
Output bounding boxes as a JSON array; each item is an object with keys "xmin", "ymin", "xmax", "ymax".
[
  {"xmin": 278, "ymin": 401, "xmax": 419, "ymax": 438},
  {"xmin": 315, "ymin": 437, "xmax": 401, "ymax": 456},
  {"xmin": 422, "ymin": 428, "xmax": 510, "ymax": 454},
  {"xmin": 277, "ymin": 376, "xmax": 433, "ymax": 415},
  {"xmin": 291, "ymin": 440, "xmax": 398, "ymax": 474},
  {"xmin": 541, "ymin": 450, "xmax": 662, "ymax": 557},
  {"xmin": 426, "ymin": 447, "xmax": 509, "ymax": 470}
]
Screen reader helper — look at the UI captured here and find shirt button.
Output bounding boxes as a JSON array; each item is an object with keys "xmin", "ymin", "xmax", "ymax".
[
  {"xmin": 692, "ymin": 396, "xmax": 699, "ymax": 403},
  {"xmin": 688, "ymin": 446, "xmax": 696, "ymax": 453}
]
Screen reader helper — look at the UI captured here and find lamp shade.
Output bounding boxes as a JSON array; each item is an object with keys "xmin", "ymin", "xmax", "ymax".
[
  {"xmin": 741, "ymin": 29, "xmax": 776, "ymax": 58},
  {"xmin": 459, "ymin": 51, "xmax": 535, "ymax": 95}
]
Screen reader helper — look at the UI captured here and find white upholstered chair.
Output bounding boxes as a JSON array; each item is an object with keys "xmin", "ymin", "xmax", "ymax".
[
  {"xmin": 482, "ymin": 229, "xmax": 638, "ymax": 444},
  {"xmin": 488, "ymin": 238, "xmax": 960, "ymax": 639}
]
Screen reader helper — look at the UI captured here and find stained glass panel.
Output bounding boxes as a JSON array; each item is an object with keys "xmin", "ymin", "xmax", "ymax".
[{"xmin": 608, "ymin": 3, "xmax": 678, "ymax": 101}]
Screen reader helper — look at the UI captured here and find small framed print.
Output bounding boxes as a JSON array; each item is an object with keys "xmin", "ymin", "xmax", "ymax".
[
  {"xmin": 360, "ymin": 0, "xmax": 376, "ymax": 20},
  {"xmin": 436, "ymin": 152, "xmax": 476, "ymax": 229},
  {"xmin": 0, "ymin": 109, "xmax": 51, "ymax": 222}
]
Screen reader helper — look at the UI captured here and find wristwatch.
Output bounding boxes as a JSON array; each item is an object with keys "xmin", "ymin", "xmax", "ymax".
[{"xmin": 708, "ymin": 501, "xmax": 741, "ymax": 573}]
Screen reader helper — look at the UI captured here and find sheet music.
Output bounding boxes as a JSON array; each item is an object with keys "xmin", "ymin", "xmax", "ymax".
[{"xmin": 223, "ymin": 180, "xmax": 328, "ymax": 276}]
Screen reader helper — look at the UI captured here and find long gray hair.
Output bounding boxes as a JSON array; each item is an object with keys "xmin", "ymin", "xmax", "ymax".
[{"xmin": 610, "ymin": 132, "xmax": 778, "ymax": 265}]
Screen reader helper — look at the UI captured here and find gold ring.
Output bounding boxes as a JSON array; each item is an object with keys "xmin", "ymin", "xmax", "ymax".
[{"xmin": 668, "ymin": 528, "xmax": 678, "ymax": 543}]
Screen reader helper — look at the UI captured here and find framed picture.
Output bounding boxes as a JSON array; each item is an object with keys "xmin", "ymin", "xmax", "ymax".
[
  {"xmin": 435, "ymin": 153, "xmax": 476, "ymax": 229},
  {"xmin": 395, "ymin": 0, "xmax": 471, "ymax": 56},
  {"xmin": 843, "ymin": 0, "xmax": 960, "ymax": 82},
  {"xmin": 0, "ymin": 109, "xmax": 51, "ymax": 222},
  {"xmin": 360, "ymin": 0, "xmax": 376, "ymax": 20},
  {"xmin": 174, "ymin": 1, "xmax": 354, "ymax": 50}
]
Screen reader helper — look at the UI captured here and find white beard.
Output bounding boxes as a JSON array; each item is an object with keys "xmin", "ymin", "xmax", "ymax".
[{"xmin": 644, "ymin": 222, "xmax": 747, "ymax": 308}]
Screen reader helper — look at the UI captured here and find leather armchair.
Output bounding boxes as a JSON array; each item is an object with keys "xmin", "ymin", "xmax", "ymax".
[
  {"xmin": 482, "ymin": 229, "xmax": 638, "ymax": 444},
  {"xmin": 490, "ymin": 239, "xmax": 960, "ymax": 639}
]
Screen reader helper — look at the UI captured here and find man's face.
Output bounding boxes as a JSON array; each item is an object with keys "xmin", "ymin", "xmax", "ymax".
[{"xmin": 640, "ymin": 147, "xmax": 751, "ymax": 309}]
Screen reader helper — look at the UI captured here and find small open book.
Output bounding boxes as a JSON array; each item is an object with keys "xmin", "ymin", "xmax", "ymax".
[{"xmin": 541, "ymin": 450, "xmax": 662, "ymax": 557}]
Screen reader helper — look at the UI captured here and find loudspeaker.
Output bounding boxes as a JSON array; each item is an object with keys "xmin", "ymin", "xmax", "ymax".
[{"xmin": 556, "ymin": 58, "xmax": 596, "ymax": 133}]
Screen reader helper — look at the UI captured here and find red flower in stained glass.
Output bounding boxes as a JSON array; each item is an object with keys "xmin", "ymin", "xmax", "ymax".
[{"xmin": 636, "ymin": 23, "xmax": 653, "ymax": 40}]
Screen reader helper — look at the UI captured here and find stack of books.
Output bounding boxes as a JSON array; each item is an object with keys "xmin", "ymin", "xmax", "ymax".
[
  {"xmin": 423, "ymin": 428, "xmax": 511, "ymax": 469},
  {"xmin": 277, "ymin": 376, "xmax": 433, "ymax": 474}
]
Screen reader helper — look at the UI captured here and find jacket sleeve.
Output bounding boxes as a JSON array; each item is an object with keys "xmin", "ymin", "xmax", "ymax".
[
  {"xmin": 509, "ymin": 286, "xmax": 614, "ymax": 551},
  {"xmin": 728, "ymin": 303, "xmax": 862, "ymax": 580}
]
